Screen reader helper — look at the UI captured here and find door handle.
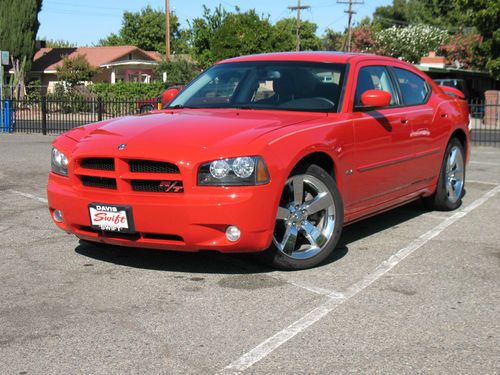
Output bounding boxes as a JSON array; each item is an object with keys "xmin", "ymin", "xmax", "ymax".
[
  {"xmin": 400, "ymin": 117, "xmax": 409, "ymax": 125},
  {"xmin": 440, "ymin": 113, "xmax": 448, "ymax": 118}
]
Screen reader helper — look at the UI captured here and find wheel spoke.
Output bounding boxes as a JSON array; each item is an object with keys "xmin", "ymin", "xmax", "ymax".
[
  {"xmin": 276, "ymin": 206, "xmax": 290, "ymax": 220},
  {"xmin": 304, "ymin": 192, "xmax": 334, "ymax": 215},
  {"xmin": 454, "ymin": 167, "xmax": 464, "ymax": 181},
  {"xmin": 301, "ymin": 220, "xmax": 327, "ymax": 248},
  {"xmin": 292, "ymin": 176, "xmax": 304, "ymax": 205},
  {"xmin": 281, "ymin": 224, "xmax": 298, "ymax": 254},
  {"xmin": 448, "ymin": 148, "xmax": 457, "ymax": 171},
  {"xmin": 448, "ymin": 184, "xmax": 457, "ymax": 202}
]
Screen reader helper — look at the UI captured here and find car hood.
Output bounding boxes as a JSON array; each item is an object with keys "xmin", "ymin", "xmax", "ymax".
[{"xmin": 67, "ymin": 109, "xmax": 325, "ymax": 159}]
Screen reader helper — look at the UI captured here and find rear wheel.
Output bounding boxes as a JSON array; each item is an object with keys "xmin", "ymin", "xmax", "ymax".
[
  {"xmin": 262, "ymin": 164, "xmax": 343, "ymax": 270},
  {"xmin": 425, "ymin": 138, "xmax": 465, "ymax": 211}
]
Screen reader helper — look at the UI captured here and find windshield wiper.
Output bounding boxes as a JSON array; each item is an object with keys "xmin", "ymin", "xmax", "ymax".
[{"xmin": 168, "ymin": 104, "xmax": 200, "ymax": 109}]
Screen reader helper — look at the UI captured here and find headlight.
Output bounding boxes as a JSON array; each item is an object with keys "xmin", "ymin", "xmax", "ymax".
[
  {"xmin": 198, "ymin": 156, "xmax": 270, "ymax": 186},
  {"xmin": 51, "ymin": 147, "xmax": 69, "ymax": 176}
]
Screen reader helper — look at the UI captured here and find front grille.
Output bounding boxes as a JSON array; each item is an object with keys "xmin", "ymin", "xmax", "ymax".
[
  {"xmin": 81, "ymin": 176, "xmax": 117, "ymax": 190},
  {"xmin": 131, "ymin": 179, "xmax": 183, "ymax": 193},
  {"xmin": 129, "ymin": 159, "xmax": 180, "ymax": 174},
  {"xmin": 81, "ymin": 158, "xmax": 115, "ymax": 171}
]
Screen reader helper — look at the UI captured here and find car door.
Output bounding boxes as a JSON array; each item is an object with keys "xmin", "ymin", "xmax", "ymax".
[
  {"xmin": 391, "ymin": 67, "xmax": 444, "ymax": 188},
  {"xmin": 348, "ymin": 65, "xmax": 414, "ymax": 211}
]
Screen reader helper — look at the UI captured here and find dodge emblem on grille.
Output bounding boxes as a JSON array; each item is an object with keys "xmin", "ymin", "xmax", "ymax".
[
  {"xmin": 117, "ymin": 144, "xmax": 126, "ymax": 150},
  {"xmin": 159, "ymin": 181, "xmax": 183, "ymax": 193}
]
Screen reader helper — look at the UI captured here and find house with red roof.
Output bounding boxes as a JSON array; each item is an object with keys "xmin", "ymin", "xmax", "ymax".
[{"xmin": 29, "ymin": 45, "xmax": 163, "ymax": 90}]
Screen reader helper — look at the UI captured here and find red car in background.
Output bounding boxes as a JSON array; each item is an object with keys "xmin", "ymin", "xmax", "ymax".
[
  {"xmin": 48, "ymin": 52, "xmax": 469, "ymax": 270},
  {"xmin": 137, "ymin": 85, "xmax": 184, "ymax": 113}
]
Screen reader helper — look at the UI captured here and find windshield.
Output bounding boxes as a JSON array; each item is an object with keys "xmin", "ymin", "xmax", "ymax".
[{"xmin": 168, "ymin": 61, "xmax": 347, "ymax": 112}]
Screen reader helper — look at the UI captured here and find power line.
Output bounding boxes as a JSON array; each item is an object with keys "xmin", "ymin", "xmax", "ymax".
[
  {"xmin": 337, "ymin": 0, "xmax": 364, "ymax": 52},
  {"xmin": 288, "ymin": 0, "xmax": 311, "ymax": 51}
]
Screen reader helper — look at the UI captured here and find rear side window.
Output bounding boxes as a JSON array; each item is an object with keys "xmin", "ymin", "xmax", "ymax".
[
  {"xmin": 393, "ymin": 68, "xmax": 430, "ymax": 106},
  {"xmin": 354, "ymin": 66, "xmax": 398, "ymax": 106}
]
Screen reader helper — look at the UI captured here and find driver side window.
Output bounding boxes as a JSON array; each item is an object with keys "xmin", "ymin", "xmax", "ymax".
[{"xmin": 355, "ymin": 66, "xmax": 397, "ymax": 107}]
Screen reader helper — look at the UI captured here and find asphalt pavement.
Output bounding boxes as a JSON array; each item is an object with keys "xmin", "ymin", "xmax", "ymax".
[{"xmin": 0, "ymin": 133, "xmax": 499, "ymax": 375}]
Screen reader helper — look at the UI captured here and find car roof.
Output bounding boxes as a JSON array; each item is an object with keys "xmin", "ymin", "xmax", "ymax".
[{"xmin": 217, "ymin": 51, "xmax": 406, "ymax": 65}]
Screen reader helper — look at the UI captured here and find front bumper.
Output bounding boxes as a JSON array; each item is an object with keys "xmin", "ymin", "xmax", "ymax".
[{"xmin": 47, "ymin": 173, "xmax": 278, "ymax": 253}]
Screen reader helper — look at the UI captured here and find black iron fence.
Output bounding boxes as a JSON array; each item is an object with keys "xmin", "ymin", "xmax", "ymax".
[
  {"xmin": 1, "ymin": 97, "xmax": 500, "ymax": 146},
  {"xmin": 469, "ymin": 99, "xmax": 500, "ymax": 146},
  {"xmin": 1, "ymin": 97, "xmax": 145, "ymax": 134}
]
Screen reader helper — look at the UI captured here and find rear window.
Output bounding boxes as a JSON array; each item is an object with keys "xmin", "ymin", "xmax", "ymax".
[{"xmin": 393, "ymin": 68, "xmax": 430, "ymax": 106}]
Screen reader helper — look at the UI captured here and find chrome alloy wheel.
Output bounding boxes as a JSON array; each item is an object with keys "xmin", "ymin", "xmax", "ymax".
[
  {"xmin": 445, "ymin": 145, "xmax": 465, "ymax": 204},
  {"xmin": 273, "ymin": 174, "xmax": 336, "ymax": 260}
]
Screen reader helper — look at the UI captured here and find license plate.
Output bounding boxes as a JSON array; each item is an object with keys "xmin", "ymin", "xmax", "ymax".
[{"xmin": 88, "ymin": 203, "xmax": 135, "ymax": 233}]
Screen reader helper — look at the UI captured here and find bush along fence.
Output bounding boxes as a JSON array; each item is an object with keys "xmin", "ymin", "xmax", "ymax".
[{"xmin": 1, "ymin": 97, "xmax": 500, "ymax": 146}]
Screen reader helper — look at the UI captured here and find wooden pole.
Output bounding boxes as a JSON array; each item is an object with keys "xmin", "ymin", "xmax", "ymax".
[
  {"xmin": 337, "ymin": 0, "xmax": 363, "ymax": 52},
  {"xmin": 165, "ymin": 0, "xmax": 170, "ymax": 61},
  {"xmin": 288, "ymin": 1, "xmax": 310, "ymax": 52}
]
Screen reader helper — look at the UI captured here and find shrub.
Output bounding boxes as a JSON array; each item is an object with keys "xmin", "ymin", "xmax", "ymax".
[
  {"xmin": 376, "ymin": 24, "xmax": 449, "ymax": 63},
  {"xmin": 89, "ymin": 81, "xmax": 168, "ymax": 101}
]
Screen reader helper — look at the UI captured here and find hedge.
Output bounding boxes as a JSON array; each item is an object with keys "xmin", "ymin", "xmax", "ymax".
[{"xmin": 89, "ymin": 81, "xmax": 169, "ymax": 100}]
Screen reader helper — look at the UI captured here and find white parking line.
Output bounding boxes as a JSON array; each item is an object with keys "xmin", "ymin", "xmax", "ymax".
[
  {"xmin": 217, "ymin": 185, "xmax": 500, "ymax": 375},
  {"xmin": 284, "ymin": 281, "xmax": 339, "ymax": 297},
  {"xmin": 8, "ymin": 189, "xmax": 48, "ymax": 204},
  {"xmin": 467, "ymin": 179, "xmax": 500, "ymax": 186},
  {"xmin": 469, "ymin": 160, "xmax": 500, "ymax": 166}
]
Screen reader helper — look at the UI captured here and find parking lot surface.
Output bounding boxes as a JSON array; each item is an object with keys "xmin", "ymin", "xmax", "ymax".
[{"xmin": 1, "ymin": 134, "xmax": 499, "ymax": 375}]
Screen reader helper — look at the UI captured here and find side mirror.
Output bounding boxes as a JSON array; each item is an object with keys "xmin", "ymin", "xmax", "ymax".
[
  {"xmin": 161, "ymin": 87, "xmax": 180, "ymax": 106},
  {"xmin": 360, "ymin": 90, "xmax": 391, "ymax": 108}
]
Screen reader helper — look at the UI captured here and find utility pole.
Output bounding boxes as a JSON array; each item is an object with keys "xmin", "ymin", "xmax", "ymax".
[
  {"xmin": 165, "ymin": 0, "xmax": 170, "ymax": 61},
  {"xmin": 288, "ymin": 0, "xmax": 310, "ymax": 51},
  {"xmin": 337, "ymin": 0, "xmax": 364, "ymax": 52}
]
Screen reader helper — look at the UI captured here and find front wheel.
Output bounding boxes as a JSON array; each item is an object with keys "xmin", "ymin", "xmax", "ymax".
[
  {"xmin": 262, "ymin": 164, "xmax": 344, "ymax": 270},
  {"xmin": 424, "ymin": 138, "xmax": 466, "ymax": 211}
]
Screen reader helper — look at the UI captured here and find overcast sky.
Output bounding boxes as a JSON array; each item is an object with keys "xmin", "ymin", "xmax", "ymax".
[{"xmin": 38, "ymin": 0, "xmax": 391, "ymax": 46}]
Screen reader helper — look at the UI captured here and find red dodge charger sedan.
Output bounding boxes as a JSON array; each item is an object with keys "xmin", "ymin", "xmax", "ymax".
[{"xmin": 48, "ymin": 52, "xmax": 469, "ymax": 270}]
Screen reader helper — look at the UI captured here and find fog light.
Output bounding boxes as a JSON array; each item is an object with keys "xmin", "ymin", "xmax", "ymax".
[
  {"xmin": 53, "ymin": 209, "xmax": 64, "ymax": 223},
  {"xmin": 225, "ymin": 225, "xmax": 241, "ymax": 242}
]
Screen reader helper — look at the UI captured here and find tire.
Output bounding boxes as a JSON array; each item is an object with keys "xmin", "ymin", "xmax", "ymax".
[
  {"xmin": 424, "ymin": 138, "xmax": 466, "ymax": 211},
  {"xmin": 140, "ymin": 104, "xmax": 155, "ymax": 113},
  {"xmin": 261, "ymin": 164, "xmax": 344, "ymax": 270}
]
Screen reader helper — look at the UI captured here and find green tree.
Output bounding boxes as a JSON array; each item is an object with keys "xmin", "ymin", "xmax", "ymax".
[
  {"xmin": 210, "ymin": 10, "xmax": 277, "ymax": 61},
  {"xmin": 155, "ymin": 59, "xmax": 200, "ymax": 85},
  {"xmin": 56, "ymin": 54, "xmax": 97, "ymax": 87},
  {"xmin": 372, "ymin": 0, "xmax": 410, "ymax": 30},
  {"xmin": 99, "ymin": 6, "xmax": 188, "ymax": 55},
  {"xmin": 190, "ymin": 6, "xmax": 227, "ymax": 69},
  {"xmin": 44, "ymin": 39, "xmax": 77, "ymax": 48},
  {"xmin": 372, "ymin": 0, "xmax": 467, "ymax": 32},
  {"xmin": 274, "ymin": 18, "xmax": 322, "ymax": 51},
  {"xmin": 191, "ymin": 7, "xmax": 289, "ymax": 68},
  {"xmin": 322, "ymin": 29, "xmax": 344, "ymax": 51},
  {"xmin": 458, "ymin": 0, "xmax": 500, "ymax": 78},
  {"xmin": 0, "ymin": 0, "xmax": 43, "ymax": 71}
]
